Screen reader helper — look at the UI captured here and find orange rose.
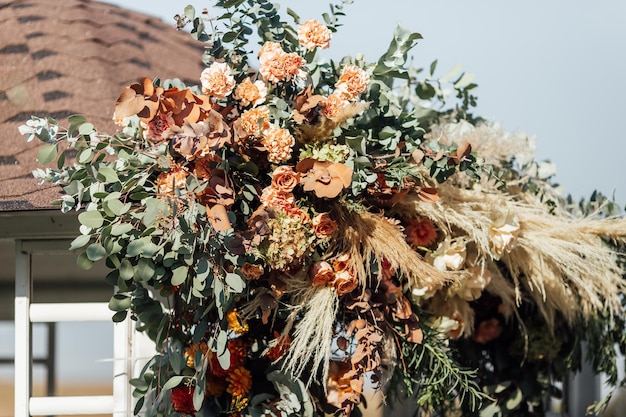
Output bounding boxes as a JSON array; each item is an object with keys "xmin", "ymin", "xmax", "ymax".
[
  {"xmin": 332, "ymin": 252, "xmax": 351, "ymax": 272},
  {"xmin": 271, "ymin": 166, "xmax": 300, "ymax": 193},
  {"xmin": 333, "ymin": 269, "xmax": 358, "ymax": 295},
  {"xmin": 308, "ymin": 261, "xmax": 335, "ymax": 286},
  {"xmin": 312, "ymin": 213, "xmax": 337, "ymax": 239}
]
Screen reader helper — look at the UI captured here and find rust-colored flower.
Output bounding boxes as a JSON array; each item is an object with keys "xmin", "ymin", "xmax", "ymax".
[
  {"xmin": 171, "ymin": 385, "xmax": 196, "ymax": 414},
  {"xmin": 335, "ymin": 64, "xmax": 370, "ymax": 99},
  {"xmin": 296, "ymin": 158, "xmax": 353, "ymax": 198},
  {"xmin": 308, "ymin": 261, "xmax": 335, "ymax": 286},
  {"xmin": 209, "ymin": 338, "xmax": 247, "ymax": 377},
  {"xmin": 271, "ymin": 165, "xmax": 300, "ymax": 193},
  {"xmin": 234, "ymin": 77, "xmax": 267, "ymax": 107},
  {"xmin": 205, "ymin": 373, "xmax": 227, "ymax": 396},
  {"xmin": 240, "ymin": 262, "xmax": 264, "ymax": 280},
  {"xmin": 113, "ymin": 77, "xmax": 162, "ymax": 126},
  {"xmin": 297, "ymin": 19, "xmax": 332, "ymax": 50},
  {"xmin": 333, "ymin": 269, "xmax": 359, "ymax": 295},
  {"xmin": 171, "ymin": 112, "xmax": 232, "ymax": 161},
  {"xmin": 332, "ymin": 252, "xmax": 351, "ymax": 272},
  {"xmin": 404, "ymin": 217, "xmax": 438, "ymax": 248},
  {"xmin": 312, "ymin": 213, "xmax": 337, "ymax": 239},
  {"xmin": 226, "ymin": 366, "xmax": 252, "ymax": 397},
  {"xmin": 143, "ymin": 112, "xmax": 174, "ymax": 143},
  {"xmin": 265, "ymin": 331, "xmax": 291, "ymax": 361},
  {"xmin": 226, "ymin": 309, "xmax": 248, "ymax": 335},
  {"xmin": 326, "ymin": 360, "xmax": 361, "ymax": 415},
  {"xmin": 200, "ymin": 62, "xmax": 236, "ymax": 99},
  {"xmin": 262, "ymin": 125, "xmax": 295, "ymax": 164}
]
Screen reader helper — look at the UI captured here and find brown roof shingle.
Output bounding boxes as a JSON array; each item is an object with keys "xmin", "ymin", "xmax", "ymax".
[{"xmin": 0, "ymin": 0, "xmax": 206, "ymax": 211}]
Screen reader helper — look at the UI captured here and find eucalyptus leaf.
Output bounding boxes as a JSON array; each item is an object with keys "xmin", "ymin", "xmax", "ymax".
[
  {"xmin": 225, "ymin": 272, "xmax": 245, "ymax": 293},
  {"xmin": 69, "ymin": 234, "xmax": 91, "ymax": 250},
  {"xmin": 86, "ymin": 242, "xmax": 107, "ymax": 261},
  {"xmin": 108, "ymin": 293, "xmax": 131, "ymax": 312},
  {"xmin": 37, "ymin": 144, "xmax": 57, "ymax": 165},
  {"xmin": 171, "ymin": 265, "xmax": 189, "ymax": 286},
  {"xmin": 78, "ymin": 210, "xmax": 104, "ymax": 228},
  {"xmin": 76, "ymin": 251, "xmax": 94, "ymax": 270},
  {"xmin": 161, "ymin": 375, "xmax": 186, "ymax": 391}
]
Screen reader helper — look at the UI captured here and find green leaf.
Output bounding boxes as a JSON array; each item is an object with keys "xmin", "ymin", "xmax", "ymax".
[
  {"xmin": 78, "ymin": 210, "xmax": 104, "ymax": 228},
  {"xmin": 222, "ymin": 31, "xmax": 238, "ymax": 43},
  {"xmin": 193, "ymin": 384, "xmax": 204, "ymax": 412},
  {"xmin": 161, "ymin": 375, "xmax": 186, "ymax": 391},
  {"xmin": 78, "ymin": 123, "xmax": 94, "ymax": 135},
  {"xmin": 111, "ymin": 223, "xmax": 133, "ymax": 236},
  {"xmin": 184, "ymin": 4, "xmax": 195, "ymax": 20},
  {"xmin": 76, "ymin": 251, "xmax": 94, "ymax": 270},
  {"xmin": 77, "ymin": 148, "xmax": 93, "ymax": 164},
  {"xmin": 56, "ymin": 150, "xmax": 66, "ymax": 169},
  {"xmin": 108, "ymin": 293, "xmax": 131, "ymax": 312},
  {"xmin": 37, "ymin": 144, "xmax": 57, "ymax": 165},
  {"xmin": 135, "ymin": 258, "xmax": 155, "ymax": 281},
  {"xmin": 112, "ymin": 310, "xmax": 128, "ymax": 322},
  {"xmin": 68, "ymin": 114, "xmax": 87, "ymax": 127},
  {"xmin": 171, "ymin": 265, "xmax": 189, "ymax": 286},
  {"xmin": 225, "ymin": 272, "xmax": 245, "ymax": 293},
  {"xmin": 504, "ymin": 388, "xmax": 522, "ymax": 410},
  {"xmin": 119, "ymin": 259, "xmax": 134, "ymax": 281},
  {"xmin": 126, "ymin": 239, "xmax": 146, "ymax": 257},
  {"xmin": 97, "ymin": 166, "xmax": 119, "ymax": 183},
  {"xmin": 86, "ymin": 243, "xmax": 107, "ymax": 261},
  {"xmin": 69, "ymin": 234, "xmax": 91, "ymax": 251}
]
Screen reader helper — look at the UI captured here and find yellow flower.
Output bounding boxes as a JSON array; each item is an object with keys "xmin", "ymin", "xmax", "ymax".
[
  {"xmin": 234, "ymin": 77, "xmax": 267, "ymax": 107},
  {"xmin": 226, "ymin": 366, "xmax": 252, "ymax": 397},
  {"xmin": 200, "ymin": 62, "xmax": 236, "ymax": 98},
  {"xmin": 262, "ymin": 125, "xmax": 295, "ymax": 164},
  {"xmin": 184, "ymin": 341, "xmax": 208, "ymax": 368},
  {"xmin": 297, "ymin": 19, "xmax": 332, "ymax": 50},
  {"xmin": 226, "ymin": 309, "xmax": 249, "ymax": 335}
]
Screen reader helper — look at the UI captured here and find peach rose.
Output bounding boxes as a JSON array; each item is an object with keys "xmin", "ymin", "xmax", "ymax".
[
  {"xmin": 312, "ymin": 213, "xmax": 337, "ymax": 239},
  {"xmin": 308, "ymin": 261, "xmax": 335, "ymax": 286},
  {"xmin": 333, "ymin": 269, "xmax": 358, "ymax": 295},
  {"xmin": 271, "ymin": 166, "xmax": 300, "ymax": 193},
  {"xmin": 200, "ymin": 62, "xmax": 236, "ymax": 99},
  {"xmin": 297, "ymin": 19, "xmax": 332, "ymax": 50}
]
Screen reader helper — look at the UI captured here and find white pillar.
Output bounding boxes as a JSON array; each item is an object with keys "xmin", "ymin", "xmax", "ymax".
[{"xmin": 14, "ymin": 240, "xmax": 32, "ymax": 417}]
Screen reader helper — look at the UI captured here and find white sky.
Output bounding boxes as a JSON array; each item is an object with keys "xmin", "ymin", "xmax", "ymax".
[{"xmin": 107, "ymin": 0, "xmax": 626, "ymax": 204}]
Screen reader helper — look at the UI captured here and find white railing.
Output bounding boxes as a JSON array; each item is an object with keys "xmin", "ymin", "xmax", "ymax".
[{"xmin": 14, "ymin": 239, "xmax": 133, "ymax": 416}]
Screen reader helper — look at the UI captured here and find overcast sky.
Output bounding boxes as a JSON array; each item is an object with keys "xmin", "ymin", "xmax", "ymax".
[{"xmin": 106, "ymin": 0, "xmax": 626, "ymax": 204}]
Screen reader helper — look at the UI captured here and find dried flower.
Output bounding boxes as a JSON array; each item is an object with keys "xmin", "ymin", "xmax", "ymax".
[
  {"xmin": 430, "ymin": 239, "xmax": 467, "ymax": 271},
  {"xmin": 200, "ymin": 62, "xmax": 236, "ymax": 99},
  {"xmin": 404, "ymin": 217, "xmax": 438, "ymax": 247},
  {"xmin": 265, "ymin": 331, "xmax": 291, "ymax": 361},
  {"xmin": 308, "ymin": 261, "xmax": 335, "ymax": 286},
  {"xmin": 262, "ymin": 125, "xmax": 295, "ymax": 164},
  {"xmin": 490, "ymin": 210, "xmax": 520, "ymax": 258},
  {"xmin": 156, "ymin": 166, "xmax": 188, "ymax": 198},
  {"xmin": 296, "ymin": 158, "xmax": 353, "ymax": 199},
  {"xmin": 260, "ymin": 186, "xmax": 296, "ymax": 211},
  {"xmin": 143, "ymin": 112, "xmax": 174, "ymax": 143},
  {"xmin": 171, "ymin": 385, "xmax": 196, "ymax": 414},
  {"xmin": 297, "ymin": 19, "xmax": 332, "ymax": 50}
]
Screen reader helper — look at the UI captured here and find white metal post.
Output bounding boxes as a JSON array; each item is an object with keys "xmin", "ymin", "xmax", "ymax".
[{"xmin": 14, "ymin": 239, "xmax": 32, "ymax": 417}]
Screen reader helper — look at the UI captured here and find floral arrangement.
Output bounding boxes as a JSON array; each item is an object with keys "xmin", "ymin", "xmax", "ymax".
[{"xmin": 21, "ymin": 1, "xmax": 626, "ymax": 416}]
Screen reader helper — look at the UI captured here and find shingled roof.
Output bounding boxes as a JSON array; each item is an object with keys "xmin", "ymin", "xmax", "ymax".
[{"xmin": 0, "ymin": 0, "xmax": 206, "ymax": 211}]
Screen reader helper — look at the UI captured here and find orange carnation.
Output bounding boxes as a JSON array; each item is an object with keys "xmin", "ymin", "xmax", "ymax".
[
  {"xmin": 297, "ymin": 19, "xmax": 332, "ymax": 50},
  {"xmin": 234, "ymin": 77, "xmax": 267, "ymax": 107},
  {"xmin": 226, "ymin": 366, "xmax": 252, "ymax": 397},
  {"xmin": 200, "ymin": 62, "xmax": 236, "ymax": 99}
]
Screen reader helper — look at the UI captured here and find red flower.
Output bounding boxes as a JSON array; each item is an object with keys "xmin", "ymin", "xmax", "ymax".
[{"xmin": 171, "ymin": 385, "xmax": 196, "ymax": 414}]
